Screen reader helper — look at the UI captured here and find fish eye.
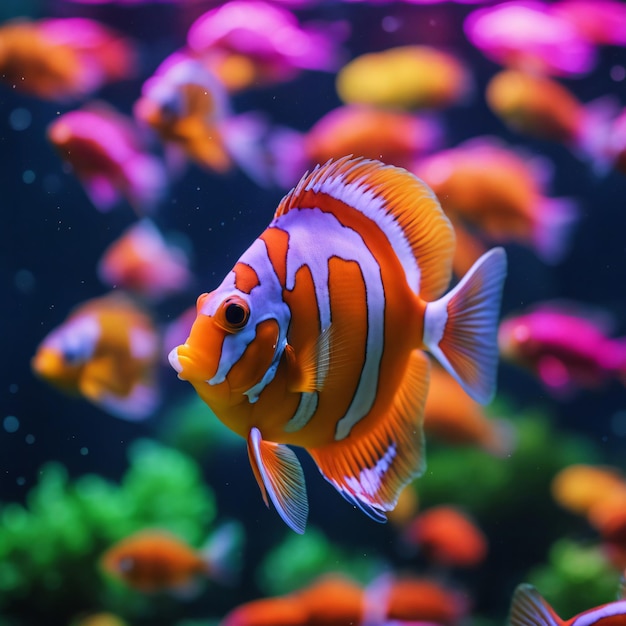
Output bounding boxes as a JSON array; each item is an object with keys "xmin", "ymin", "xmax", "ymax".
[{"xmin": 221, "ymin": 297, "xmax": 250, "ymax": 330}]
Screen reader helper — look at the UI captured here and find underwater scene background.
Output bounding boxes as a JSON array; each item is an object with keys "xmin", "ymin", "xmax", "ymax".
[{"xmin": 1, "ymin": 0, "xmax": 626, "ymax": 625}]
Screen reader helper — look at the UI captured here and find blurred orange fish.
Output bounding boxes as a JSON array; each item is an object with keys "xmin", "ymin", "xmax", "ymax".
[
  {"xmin": 98, "ymin": 219, "xmax": 193, "ymax": 302},
  {"xmin": 0, "ymin": 17, "xmax": 136, "ymax": 101},
  {"xmin": 336, "ymin": 45, "xmax": 472, "ymax": 111},
  {"xmin": 101, "ymin": 523, "xmax": 242, "ymax": 593},
  {"xmin": 72, "ymin": 614, "xmax": 127, "ymax": 626},
  {"xmin": 415, "ymin": 138, "xmax": 578, "ymax": 266},
  {"xmin": 403, "ymin": 505, "xmax": 488, "ymax": 569},
  {"xmin": 424, "ymin": 366, "xmax": 515, "ymax": 457},
  {"xmin": 221, "ymin": 573, "xmax": 469, "ymax": 626},
  {"xmin": 269, "ymin": 106, "xmax": 442, "ymax": 188},
  {"xmin": 48, "ymin": 104, "xmax": 167, "ymax": 214},
  {"xmin": 31, "ymin": 292, "xmax": 160, "ymax": 421},
  {"xmin": 486, "ymin": 70, "xmax": 614, "ymax": 167}
]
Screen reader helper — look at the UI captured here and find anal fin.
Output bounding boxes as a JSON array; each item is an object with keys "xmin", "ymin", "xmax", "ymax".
[
  {"xmin": 309, "ymin": 350, "xmax": 430, "ymax": 518},
  {"xmin": 247, "ymin": 427, "xmax": 309, "ymax": 534}
]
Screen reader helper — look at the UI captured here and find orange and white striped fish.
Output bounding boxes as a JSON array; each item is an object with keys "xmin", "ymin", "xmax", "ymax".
[{"xmin": 168, "ymin": 156, "xmax": 507, "ymax": 533}]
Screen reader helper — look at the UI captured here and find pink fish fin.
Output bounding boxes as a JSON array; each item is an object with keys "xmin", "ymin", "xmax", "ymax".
[
  {"xmin": 537, "ymin": 355, "xmax": 573, "ymax": 394},
  {"xmin": 220, "ymin": 112, "xmax": 274, "ymax": 187},
  {"xmin": 309, "ymin": 349, "xmax": 430, "ymax": 521},
  {"xmin": 83, "ymin": 175, "xmax": 120, "ymax": 212},
  {"xmin": 265, "ymin": 124, "xmax": 309, "ymax": 189},
  {"xmin": 576, "ymin": 95, "xmax": 621, "ymax": 176},
  {"xmin": 508, "ymin": 584, "xmax": 562, "ymax": 626},
  {"xmin": 423, "ymin": 247, "xmax": 507, "ymax": 404},
  {"xmin": 125, "ymin": 154, "xmax": 168, "ymax": 215},
  {"xmin": 246, "ymin": 427, "xmax": 308, "ymax": 534},
  {"xmin": 533, "ymin": 197, "xmax": 579, "ymax": 265},
  {"xmin": 200, "ymin": 521, "xmax": 245, "ymax": 586}
]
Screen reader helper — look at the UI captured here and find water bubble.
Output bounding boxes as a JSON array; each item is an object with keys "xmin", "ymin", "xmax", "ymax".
[
  {"xmin": 80, "ymin": 447, "xmax": 89, "ymax": 456},
  {"xmin": 3, "ymin": 416, "xmax": 19, "ymax": 433},
  {"xmin": 22, "ymin": 170, "xmax": 35, "ymax": 184},
  {"xmin": 9, "ymin": 107, "xmax": 32, "ymax": 131},
  {"xmin": 14, "ymin": 269, "xmax": 35, "ymax": 294},
  {"xmin": 25, "ymin": 434, "xmax": 35, "ymax": 444},
  {"xmin": 610, "ymin": 65, "xmax": 626, "ymax": 82}
]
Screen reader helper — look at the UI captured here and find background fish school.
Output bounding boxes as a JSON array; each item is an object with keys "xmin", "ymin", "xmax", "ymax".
[{"xmin": 1, "ymin": 1, "xmax": 626, "ymax": 625}]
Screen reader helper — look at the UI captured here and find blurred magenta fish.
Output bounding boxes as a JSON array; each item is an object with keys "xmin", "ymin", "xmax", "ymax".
[
  {"xmin": 98, "ymin": 219, "xmax": 193, "ymax": 302},
  {"xmin": 31, "ymin": 292, "xmax": 161, "ymax": 420},
  {"xmin": 0, "ymin": 17, "xmax": 137, "ymax": 101},
  {"xmin": 269, "ymin": 105, "xmax": 442, "ymax": 188},
  {"xmin": 552, "ymin": 0, "xmax": 626, "ymax": 47},
  {"xmin": 135, "ymin": 53, "xmax": 270, "ymax": 185},
  {"xmin": 48, "ymin": 103, "xmax": 167, "ymax": 214},
  {"xmin": 464, "ymin": 1, "xmax": 597, "ymax": 77},
  {"xmin": 415, "ymin": 137, "xmax": 579, "ymax": 267},
  {"xmin": 100, "ymin": 522, "xmax": 243, "ymax": 593},
  {"xmin": 186, "ymin": 1, "xmax": 347, "ymax": 92},
  {"xmin": 508, "ymin": 583, "xmax": 626, "ymax": 626},
  {"xmin": 168, "ymin": 156, "xmax": 507, "ymax": 533},
  {"xmin": 499, "ymin": 302, "xmax": 626, "ymax": 395}
]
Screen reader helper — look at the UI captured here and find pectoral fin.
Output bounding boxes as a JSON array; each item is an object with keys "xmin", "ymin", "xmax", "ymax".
[{"xmin": 246, "ymin": 427, "xmax": 309, "ymax": 534}]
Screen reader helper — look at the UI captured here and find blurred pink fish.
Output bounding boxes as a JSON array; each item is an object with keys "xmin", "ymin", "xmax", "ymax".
[
  {"xmin": 552, "ymin": 0, "xmax": 626, "ymax": 47},
  {"xmin": 464, "ymin": 1, "xmax": 597, "ymax": 77},
  {"xmin": 499, "ymin": 303, "xmax": 626, "ymax": 395},
  {"xmin": 134, "ymin": 52, "xmax": 270, "ymax": 185},
  {"xmin": 48, "ymin": 104, "xmax": 167, "ymax": 214},
  {"xmin": 0, "ymin": 18, "xmax": 137, "ymax": 101},
  {"xmin": 186, "ymin": 1, "xmax": 347, "ymax": 91},
  {"xmin": 98, "ymin": 219, "xmax": 193, "ymax": 302}
]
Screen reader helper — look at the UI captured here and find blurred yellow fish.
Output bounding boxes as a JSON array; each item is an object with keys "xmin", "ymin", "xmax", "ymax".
[
  {"xmin": 336, "ymin": 45, "xmax": 472, "ymax": 110},
  {"xmin": 31, "ymin": 292, "xmax": 160, "ymax": 420}
]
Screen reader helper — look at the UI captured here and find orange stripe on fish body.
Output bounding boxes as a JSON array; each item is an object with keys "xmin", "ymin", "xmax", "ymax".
[{"xmin": 169, "ymin": 156, "xmax": 507, "ymax": 533}]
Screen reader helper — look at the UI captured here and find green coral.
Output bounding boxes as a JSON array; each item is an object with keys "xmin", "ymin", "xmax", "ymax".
[
  {"xmin": 256, "ymin": 526, "xmax": 386, "ymax": 596},
  {"xmin": 527, "ymin": 539, "xmax": 619, "ymax": 617},
  {"xmin": 0, "ymin": 439, "xmax": 216, "ymax": 625}
]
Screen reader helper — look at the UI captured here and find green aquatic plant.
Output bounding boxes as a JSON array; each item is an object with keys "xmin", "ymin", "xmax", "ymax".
[
  {"xmin": 0, "ymin": 439, "xmax": 217, "ymax": 625},
  {"xmin": 256, "ymin": 525, "xmax": 386, "ymax": 596},
  {"xmin": 527, "ymin": 539, "xmax": 619, "ymax": 617}
]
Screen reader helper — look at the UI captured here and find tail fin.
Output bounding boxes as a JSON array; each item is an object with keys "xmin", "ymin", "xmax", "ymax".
[
  {"xmin": 423, "ymin": 247, "xmax": 507, "ymax": 404},
  {"xmin": 508, "ymin": 584, "xmax": 561, "ymax": 626}
]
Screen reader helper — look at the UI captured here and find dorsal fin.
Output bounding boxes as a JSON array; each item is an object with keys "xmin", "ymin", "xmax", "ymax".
[{"xmin": 274, "ymin": 156, "xmax": 456, "ymax": 301}]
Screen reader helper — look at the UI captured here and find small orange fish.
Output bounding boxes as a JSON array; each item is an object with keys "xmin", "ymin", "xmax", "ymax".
[
  {"xmin": 424, "ymin": 366, "xmax": 515, "ymax": 457},
  {"xmin": 403, "ymin": 505, "xmax": 489, "ymax": 569},
  {"xmin": 48, "ymin": 104, "xmax": 167, "ymax": 214},
  {"xmin": 31, "ymin": 292, "xmax": 160, "ymax": 421},
  {"xmin": 0, "ymin": 17, "xmax": 136, "ymax": 101},
  {"xmin": 168, "ymin": 156, "xmax": 507, "ymax": 533},
  {"xmin": 486, "ymin": 70, "xmax": 614, "ymax": 166},
  {"xmin": 336, "ymin": 45, "xmax": 472, "ymax": 110},
  {"xmin": 415, "ymin": 138, "xmax": 578, "ymax": 265},
  {"xmin": 98, "ymin": 219, "xmax": 193, "ymax": 302},
  {"xmin": 100, "ymin": 523, "xmax": 242, "ymax": 593}
]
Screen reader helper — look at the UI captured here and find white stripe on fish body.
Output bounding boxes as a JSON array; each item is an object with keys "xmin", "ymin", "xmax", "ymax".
[
  {"xmin": 571, "ymin": 602, "xmax": 626, "ymax": 626},
  {"xmin": 284, "ymin": 391, "xmax": 319, "ymax": 433},
  {"xmin": 275, "ymin": 206, "xmax": 385, "ymax": 441},
  {"xmin": 207, "ymin": 237, "xmax": 291, "ymax": 402},
  {"xmin": 299, "ymin": 159, "xmax": 424, "ymax": 295}
]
